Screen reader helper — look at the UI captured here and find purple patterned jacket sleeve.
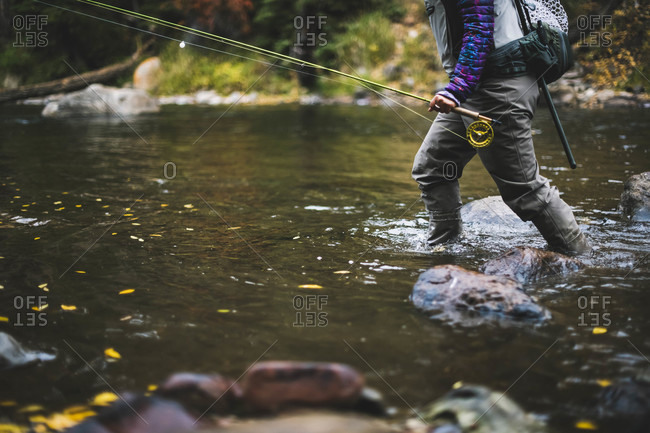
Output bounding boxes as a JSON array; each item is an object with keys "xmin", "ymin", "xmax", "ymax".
[{"xmin": 442, "ymin": 0, "xmax": 495, "ymax": 104}]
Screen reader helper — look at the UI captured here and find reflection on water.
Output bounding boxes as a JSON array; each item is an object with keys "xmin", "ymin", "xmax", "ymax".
[{"xmin": 0, "ymin": 103, "xmax": 648, "ymax": 432}]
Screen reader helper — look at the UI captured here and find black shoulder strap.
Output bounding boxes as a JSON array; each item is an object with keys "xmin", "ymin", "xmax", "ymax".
[{"xmin": 513, "ymin": 0, "xmax": 533, "ymax": 34}]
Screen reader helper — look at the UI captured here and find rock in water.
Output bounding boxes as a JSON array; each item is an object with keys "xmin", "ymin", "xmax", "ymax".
[
  {"xmin": 0, "ymin": 332, "xmax": 55, "ymax": 370},
  {"xmin": 133, "ymin": 57, "xmax": 162, "ymax": 92},
  {"xmin": 202, "ymin": 412, "xmax": 395, "ymax": 433},
  {"xmin": 240, "ymin": 361, "xmax": 364, "ymax": 413},
  {"xmin": 411, "ymin": 265, "xmax": 550, "ymax": 323},
  {"xmin": 480, "ymin": 246, "xmax": 584, "ymax": 284},
  {"xmin": 421, "ymin": 385, "xmax": 549, "ymax": 433},
  {"xmin": 156, "ymin": 373, "xmax": 243, "ymax": 414},
  {"xmin": 620, "ymin": 172, "xmax": 650, "ymax": 222},
  {"xmin": 42, "ymin": 84, "xmax": 159, "ymax": 118},
  {"xmin": 461, "ymin": 196, "xmax": 536, "ymax": 234}
]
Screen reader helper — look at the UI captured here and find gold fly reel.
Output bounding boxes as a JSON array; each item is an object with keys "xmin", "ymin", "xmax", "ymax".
[{"xmin": 466, "ymin": 120, "xmax": 494, "ymax": 148}]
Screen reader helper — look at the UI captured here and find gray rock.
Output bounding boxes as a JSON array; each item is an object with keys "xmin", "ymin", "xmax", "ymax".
[
  {"xmin": 42, "ymin": 84, "xmax": 159, "ymax": 117},
  {"xmin": 620, "ymin": 172, "xmax": 650, "ymax": 222},
  {"xmin": 421, "ymin": 385, "xmax": 549, "ymax": 433},
  {"xmin": 411, "ymin": 265, "xmax": 550, "ymax": 323},
  {"xmin": 0, "ymin": 332, "xmax": 55, "ymax": 370},
  {"xmin": 461, "ymin": 196, "xmax": 535, "ymax": 234},
  {"xmin": 480, "ymin": 246, "xmax": 584, "ymax": 284}
]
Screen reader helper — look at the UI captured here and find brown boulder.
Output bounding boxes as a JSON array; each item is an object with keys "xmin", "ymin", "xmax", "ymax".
[
  {"xmin": 240, "ymin": 361, "xmax": 364, "ymax": 413},
  {"xmin": 480, "ymin": 246, "xmax": 584, "ymax": 284},
  {"xmin": 620, "ymin": 172, "xmax": 650, "ymax": 222},
  {"xmin": 157, "ymin": 373, "xmax": 243, "ymax": 414},
  {"xmin": 411, "ymin": 265, "xmax": 550, "ymax": 323}
]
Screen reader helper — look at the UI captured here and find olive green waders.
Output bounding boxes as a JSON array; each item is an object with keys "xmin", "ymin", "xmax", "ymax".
[{"xmin": 412, "ymin": 73, "xmax": 591, "ymax": 255}]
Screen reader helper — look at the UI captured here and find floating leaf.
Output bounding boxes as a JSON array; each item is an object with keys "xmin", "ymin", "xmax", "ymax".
[
  {"xmin": 186, "ymin": 228, "xmax": 194, "ymax": 231},
  {"xmin": 130, "ymin": 236, "xmax": 138, "ymax": 240},
  {"xmin": 596, "ymin": 379, "xmax": 612, "ymax": 387},
  {"xmin": 0, "ymin": 401, "xmax": 17, "ymax": 406},
  {"xmin": 452, "ymin": 381, "xmax": 463, "ymax": 389},
  {"xmin": 104, "ymin": 348, "xmax": 121, "ymax": 359},
  {"xmin": 61, "ymin": 305, "xmax": 77, "ymax": 311},
  {"xmin": 124, "ymin": 213, "xmax": 133, "ymax": 217},
  {"xmin": 0, "ymin": 317, "xmax": 9, "ymax": 323},
  {"xmin": 75, "ymin": 271, "xmax": 86, "ymax": 274},
  {"xmin": 38, "ymin": 283, "xmax": 48, "ymax": 289},
  {"xmin": 132, "ymin": 223, "xmax": 141, "ymax": 226},
  {"xmin": 0, "ymin": 285, "xmax": 4, "ymax": 290},
  {"xmin": 334, "ymin": 270, "xmax": 351, "ymax": 274},
  {"xmin": 183, "ymin": 204, "xmax": 194, "ymax": 209},
  {"xmin": 96, "ymin": 198, "xmax": 102, "ymax": 202},
  {"xmin": 593, "ymin": 327, "xmax": 607, "ymax": 335},
  {"xmin": 119, "ymin": 289, "xmax": 135, "ymax": 295},
  {"xmin": 90, "ymin": 392, "xmax": 118, "ymax": 407},
  {"xmin": 575, "ymin": 420, "xmax": 598, "ymax": 430},
  {"xmin": 112, "ymin": 233, "xmax": 117, "ymax": 236},
  {"xmin": 150, "ymin": 234, "xmax": 162, "ymax": 237},
  {"xmin": 55, "ymin": 207, "xmax": 65, "ymax": 211},
  {"xmin": 53, "ymin": 201, "xmax": 62, "ymax": 205},
  {"xmin": 160, "ymin": 204, "xmax": 168, "ymax": 208},
  {"xmin": 0, "ymin": 423, "xmax": 23, "ymax": 433},
  {"xmin": 217, "ymin": 309, "xmax": 230, "ymax": 313},
  {"xmin": 75, "ymin": 205, "xmax": 82, "ymax": 208},
  {"xmin": 102, "ymin": 205, "xmax": 110, "ymax": 209},
  {"xmin": 120, "ymin": 315, "xmax": 132, "ymax": 321},
  {"xmin": 298, "ymin": 284, "xmax": 323, "ymax": 289},
  {"xmin": 34, "ymin": 237, "xmax": 40, "ymax": 241},
  {"xmin": 227, "ymin": 227, "xmax": 241, "ymax": 230},
  {"xmin": 19, "ymin": 405, "xmax": 44, "ymax": 413},
  {"xmin": 147, "ymin": 384, "xmax": 157, "ymax": 392},
  {"xmin": 32, "ymin": 304, "xmax": 48, "ymax": 312}
]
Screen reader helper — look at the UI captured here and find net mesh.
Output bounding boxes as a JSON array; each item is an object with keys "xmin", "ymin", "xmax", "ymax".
[{"xmin": 526, "ymin": 0, "xmax": 569, "ymax": 33}]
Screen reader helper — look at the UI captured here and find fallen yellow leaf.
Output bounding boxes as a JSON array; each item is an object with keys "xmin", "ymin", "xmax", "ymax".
[
  {"xmin": 75, "ymin": 271, "xmax": 86, "ymax": 274},
  {"xmin": 34, "ymin": 237, "xmax": 40, "ymax": 240},
  {"xmin": 0, "ymin": 401, "xmax": 17, "ymax": 406},
  {"xmin": 147, "ymin": 385, "xmax": 157, "ymax": 392},
  {"xmin": 593, "ymin": 327, "xmax": 607, "ymax": 335},
  {"xmin": 575, "ymin": 420, "xmax": 598, "ymax": 430},
  {"xmin": 61, "ymin": 305, "xmax": 77, "ymax": 311},
  {"xmin": 32, "ymin": 304, "xmax": 48, "ymax": 312},
  {"xmin": 0, "ymin": 423, "xmax": 24, "ymax": 433},
  {"xmin": 119, "ymin": 289, "xmax": 135, "ymax": 295},
  {"xmin": 75, "ymin": 205, "xmax": 82, "ymax": 208},
  {"xmin": 104, "ymin": 348, "xmax": 121, "ymax": 359},
  {"xmin": 18, "ymin": 405, "xmax": 44, "ymax": 413},
  {"xmin": 452, "ymin": 381, "xmax": 463, "ymax": 389},
  {"xmin": 53, "ymin": 201, "xmax": 62, "ymax": 205},
  {"xmin": 160, "ymin": 204, "xmax": 168, "ymax": 207},
  {"xmin": 334, "ymin": 270, "xmax": 351, "ymax": 274},
  {"xmin": 183, "ymin": 204, "xmax": 194, "ymax": 209},
  {"xmin": 217, "ymin": 309, "xmax": 230, "ymax": 313},
  {"xmin": 596, "ymin": 379, "xmax": 612, "ymax": 387},
  {"xmin": 227, "ymin": 226, "xmax": 241, "ymax": 230},
  {"xmin": 38, "ymin": 283, "xmax": 48, "ymax": 289},
  {"xmin": 150, "ymin": 234, "xmax": 162, "ymax": 237},
  {"xmin": 0, "ymin": 317, "xmax": 9, "ymax": 323},
  {"xmin": 90, "ymin": 392, "xmax": 118, "ymax": 407},
  {"xmin": 298, "ymin": 284, "xmax": 323, "ymax": 289}
]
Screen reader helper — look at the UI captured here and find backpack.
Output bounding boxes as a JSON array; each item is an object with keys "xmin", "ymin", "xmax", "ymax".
[{"xmin": 515, "ymin": 0, "xmax": 574, "ymax": 83}]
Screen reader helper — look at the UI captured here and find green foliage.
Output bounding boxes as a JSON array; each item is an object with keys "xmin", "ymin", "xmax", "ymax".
[
  {"xmin": 329, "ymin": 12, "xmax": 396, "ymax": 70},
  {"xmin": 156, "ymin": 42, "xmax": 296, "ymax": 95}
]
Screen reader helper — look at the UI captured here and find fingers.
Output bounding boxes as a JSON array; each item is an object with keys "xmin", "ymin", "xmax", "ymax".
[{"xmin": 428, "ymin": 95, "xmax": 456, "ymax": 114}]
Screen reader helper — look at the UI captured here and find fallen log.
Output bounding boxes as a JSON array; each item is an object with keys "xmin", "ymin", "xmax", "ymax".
[{"xmin": 0, "ymin": 40, "xmax": 153, "ymax": 103}]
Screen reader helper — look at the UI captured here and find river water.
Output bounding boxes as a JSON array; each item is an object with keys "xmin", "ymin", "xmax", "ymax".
[{"xmin": 0, "ymin": 103, "xmax": 648, "ymax": 432}]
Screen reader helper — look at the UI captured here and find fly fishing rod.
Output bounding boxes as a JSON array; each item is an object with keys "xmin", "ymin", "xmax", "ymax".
[{"xmin": 68, "ymin": 0, "xmax": 499, "ymax": 147}]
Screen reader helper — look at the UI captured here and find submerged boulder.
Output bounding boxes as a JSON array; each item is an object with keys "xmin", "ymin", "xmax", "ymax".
[
  {"xmin": 421, "ymin": 384, "xmax": 548, "ymax": 433},
  {"xmin": 411, "ymin": 265, "xmax": 550, "ymax": 323},
  {"xmin": 620, "ymin": 172, "xmax": 650, "ymax": 222},
  {"xmin": 461, "ymin": 196, "xmax": 536, "ymax": 234},
  {"xmin": 240, "ymin": 361, "xmax": 364, "ymax": 413},
  {"xmin": 480, "ymin": 246, "xmax": 584, "ymax": 284},
  {"xmin": 156, "ymin": 373, "xmax": 243, "ymax": 414},
  {"xmin": 0, "ymin": 332, "xmax": 55, "ymax": 370},
  {"xmin": 42, "ymin": 84, "xmax": 159, "ymax": 118}
]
